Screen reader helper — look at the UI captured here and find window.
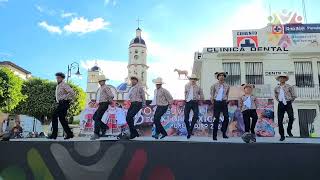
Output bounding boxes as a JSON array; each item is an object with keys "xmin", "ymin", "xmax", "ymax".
[
  {"xmin": 245, "ymin": 62, "xmax": 263, "ymax": 84},
  {"xmin": 223, "ymin": 62, "xmax": 241, "ymax": 86},
  {"xmin": 294, "ymin": 62, "xmax": 314, "ymax": 87},
  {"xmin": 298, "ymin": 109, "xmax": 316, "ymax": 138}
]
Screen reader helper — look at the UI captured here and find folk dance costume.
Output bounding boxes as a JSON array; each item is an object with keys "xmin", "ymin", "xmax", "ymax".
[
  {"xmin": 274, "ymin": 73, "xmax": 296, "ymax": 141},
  {"xmin": 239, "ymin": 84, "xmax": 258, "ymax": 134},
  {"xmin": 91, "ymin": 75, "xmax": 114, "ymax": 140},
  {"xmin": 126, "ymin": 76, "xmax": 146, "ymax": 139},
  {"xmin": 48, "ymin": 73, "xmax": 75, "ymax": 140},
  {"xmin": 184, "ymin": 74, "xmax": 204, "ymax": 139},
  {"xmin": 210, "ymin": 72, "xmax": 230, "ymax": 140},
  {"xmin": 151, "ymin": 77, "xmax": 173, "ymax": 139}
]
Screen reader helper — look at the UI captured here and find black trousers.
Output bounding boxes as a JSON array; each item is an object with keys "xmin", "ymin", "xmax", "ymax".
[
  {"xmin": 213, "ymin": 100, "xmax": 229, "ymax": 137},
  {"xmin": 52, "ymin": 100, "xmax": 72, "ymax": 137},
  {"xmin": 153, "ymin": 105, "xmax": 169, "ymax": 135},
  {"xmin": 93, "ymin": 102, "xmax": 110, "ymax": 135},
  {"xmin": 184, "ymin": 100, "xmax": 199, "ymax": 135},
  {"xmin": 242, "ymin": 109, "xmax": 258, "ymax": 134},
  {"xmin": 126, "ymin": 102, "xmax": 142, "ymax": 136},
  {"xmin": 278, "ymin": 101, "xmax": 294, "ymax": 137}
]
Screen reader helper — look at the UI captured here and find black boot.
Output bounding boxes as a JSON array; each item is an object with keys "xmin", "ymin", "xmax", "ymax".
[
  {"xmin": 152, "ymin": 134, "xmax": 159, "ymax": 139},
  {"xmin": 64, "ymin": 133, "xmax": 74, "ymax": 140},
  {"xmin": 280, "ymin": 136, "xmax": 285, "ymax": 141},
  {"xmin": 129, "ymin": 131, "xmax": 139, "ymax": 139},
  {"xmin": 187, "ymin": 128, "xmax": 192, "ymax": 139},
  {"xmin": 287, "ymin": 130, "xmax": 293, "ymax": 137},
  {"xmin": 222, "ymin": 133, "xmax": 229, "ymax": 139},
  {"xmin": 160, "ymin": 133, "xmax": 168, "ymax": 139},
  {"xmin": 47, "ymin": 135, "xmax": 57, "ymax": 140},
  {"xmin": 213, "ymin": 136, "xmax": 217, "ymax": 141},
  {"xmin": 213, "ymin": 131, "xmax": 217, "ymax": 141}
]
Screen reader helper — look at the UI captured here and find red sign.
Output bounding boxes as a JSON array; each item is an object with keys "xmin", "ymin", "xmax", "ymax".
[
  {"xmin": 237, "ymin": 36, "xmax": 258, "ymax": 47},
  {"xmin": 272, "ymin": 25, "xmax": 284, "ymax": 34}
]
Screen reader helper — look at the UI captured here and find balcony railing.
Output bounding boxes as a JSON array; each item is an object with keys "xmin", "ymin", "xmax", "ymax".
[
  {"xmin": 295, "ymin": 85, "xmax": 320, "ymax": 99},
  {"xmin": 229, "ymin": 84, "xmax": 320, "ymax": 99}
]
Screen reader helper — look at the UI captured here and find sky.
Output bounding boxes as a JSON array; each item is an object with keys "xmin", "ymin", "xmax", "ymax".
[{"xmin": 1, "ymin": 0, "xmax": 320, "ymax": 99}]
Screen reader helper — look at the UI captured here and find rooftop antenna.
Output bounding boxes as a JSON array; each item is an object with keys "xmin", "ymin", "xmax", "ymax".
[{"xmin": 302, "ymin": 0, "xmax": 308, "ymax": 23}]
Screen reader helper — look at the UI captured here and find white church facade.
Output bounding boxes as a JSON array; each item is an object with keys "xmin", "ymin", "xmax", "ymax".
[
  {"xmin": 192, "ymin": 23, "xmax": 320, "ymax": 138},
  {"xmin": 85, "ymin": 27, "xmax": 149, "ymax": 102}
]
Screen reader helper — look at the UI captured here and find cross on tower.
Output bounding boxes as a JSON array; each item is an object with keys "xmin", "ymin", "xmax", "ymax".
[{"xmin": 136, "ymin": 18, "xmax": 143, "ymax": 28}]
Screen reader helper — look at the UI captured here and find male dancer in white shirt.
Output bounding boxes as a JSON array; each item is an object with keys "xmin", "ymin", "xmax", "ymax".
[
  {"xmin": 210, "ymin": 72, "xmax": 230, "ymax": 141},
  {"xmin": 274, "ymin": 73, "xmax": 296, "ymax": 141},
  {"xmin": 184, "ymin": 74, "xmax": 204, "ymax": 139}
]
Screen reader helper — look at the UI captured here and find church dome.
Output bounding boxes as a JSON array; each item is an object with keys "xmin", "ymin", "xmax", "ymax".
[
  {"xmin": 129, "ymin": 28, "xmax": 146, "ymax": 46},
  {"xmin": 130, "ymin": 37, "xmax": 146, "ymax": 46},
  {"xmin": 117, "ymin": 82, "xmax": 128, "ymax": 92},
  {"xmin": 90, "ymin": 65, "xmax": 101, "ymax": 71}
]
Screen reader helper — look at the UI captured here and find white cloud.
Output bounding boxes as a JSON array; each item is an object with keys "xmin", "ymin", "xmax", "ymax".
[
  {"xmin": 61, "ymin": 11, "xmax": 77, "ymax": 18},
  {"xmin": 38, "ymin": 21, "xmax": 62, "ymax": 34},
  {"xmin": 64, "ymin": 17, "xmax": 110, "ymax": 34}
]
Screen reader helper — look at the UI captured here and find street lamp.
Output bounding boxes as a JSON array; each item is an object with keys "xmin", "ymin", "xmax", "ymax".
[{"xmin": 67, "ymin": 62, "xmax": 82, "ymax": 83}]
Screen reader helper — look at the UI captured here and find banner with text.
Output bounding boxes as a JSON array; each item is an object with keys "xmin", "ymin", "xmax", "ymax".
[{"xmin": 79, "ymin": 99, "xmax": 275, "ymax": 137}]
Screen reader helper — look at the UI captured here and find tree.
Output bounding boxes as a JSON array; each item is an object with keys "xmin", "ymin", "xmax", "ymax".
[
  {"xmin": 14, "ymin": 78, "xmax": 86, "ymax": 123},
  {"xmin": 0, "ymin": 67, "xmax": 26, "ymax": 112},
  {"xmin": 67, "ymin": 83, "xmax": 86, "ymax": 123}
]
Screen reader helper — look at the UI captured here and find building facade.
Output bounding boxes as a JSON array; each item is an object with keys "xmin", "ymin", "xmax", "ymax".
[{"xmin": 193, "ymin": 24, "xmax": 320, "ymax": 137}]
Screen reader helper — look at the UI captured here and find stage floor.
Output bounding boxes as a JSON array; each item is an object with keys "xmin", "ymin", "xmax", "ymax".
[
  {"xmin": 2, "ymin": 136, "xmax": 320, "ymax": 180},
  {"xmin": 9, "ymin": 136, "xmax": 320, "ymax": 144}
]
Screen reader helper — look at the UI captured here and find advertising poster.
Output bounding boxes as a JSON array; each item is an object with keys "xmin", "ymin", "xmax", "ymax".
[{"xmin": 79, "ymin": 99, "xmax": 275, "ymax": 137}]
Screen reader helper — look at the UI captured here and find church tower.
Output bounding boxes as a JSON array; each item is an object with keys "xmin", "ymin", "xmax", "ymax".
[
  {"xmin": 128, "ymin": 27, "xmax": 148, "ymax": 88},
  {"xmin": 86, "ymin": 62, "xmax": 103, "ymax": 102}
]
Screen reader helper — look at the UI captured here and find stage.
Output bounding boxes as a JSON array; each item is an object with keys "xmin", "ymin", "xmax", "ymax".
[{"xmin": 1, "ymin": 137, "xmax": 320, "ymax": 180}]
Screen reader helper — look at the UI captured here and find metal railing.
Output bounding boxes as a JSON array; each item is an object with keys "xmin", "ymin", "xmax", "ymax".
[
  {"xmin": 295, "ymin": 85, "xmax": 320, "ymax": 99},
  {"xmin": 229, "ymin": 84, "xmax": 320, "ymax": 99}
]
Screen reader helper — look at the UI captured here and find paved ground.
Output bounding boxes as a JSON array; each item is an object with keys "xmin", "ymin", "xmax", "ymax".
[{"xmin": 9, "ymin": 136, "xmax": 320, "ymax": 144}]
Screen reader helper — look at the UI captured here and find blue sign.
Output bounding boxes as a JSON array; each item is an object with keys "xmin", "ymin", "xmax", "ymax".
[{"xmin": 284, "ymin": 24, "xmax": 320, "ymax": 34}]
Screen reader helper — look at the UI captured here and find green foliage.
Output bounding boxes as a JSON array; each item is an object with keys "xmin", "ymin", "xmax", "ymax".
[
  {"xmin": 68, "ymin": 83, "xmax": 86, "ymax": 118},
  {"xmin": 14, "ymin": 78, "xmax": 56, "ymax": 120},
  {"xmin": 14, "ymin": 78, "xmax": 86, "ymax": 122},
  {"xmin": 0, "ymin": 67, "xmax": 26, "ymax": 112}
]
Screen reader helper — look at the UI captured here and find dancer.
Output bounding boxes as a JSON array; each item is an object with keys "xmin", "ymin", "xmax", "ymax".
[
  {"xmin": 274, "ymin": 73, "xmax": 296, "ymax": 141},
  {"xmin": 48, "ymin": 72, "xmax": 75, "ymax": 140},
  {"xmin": 151, "ymin": 77, "xmax": 173, "ymax": 139},
  {"xmin": 211, "ymin": 71, "xmax": 230, "ymax": 141},
  {"xmin": 91, "ymin": 75, "xmax": 114, "ymax": 140},
  {"xmin": 126, "ymin": 76, "xmax": 146, "ymax": 139},
  {"xmin": 184, "ymin": 74, "xmax": 204, "ymax": 139},
  {"xmin": 240, "ymin": 84, "xmax": 258, "ymax": 142}
]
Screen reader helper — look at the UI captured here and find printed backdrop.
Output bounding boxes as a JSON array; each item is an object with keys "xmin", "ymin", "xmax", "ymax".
[{"xmin": 80, "ymin": 99, "xmax": 275, "ymax": 137}]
